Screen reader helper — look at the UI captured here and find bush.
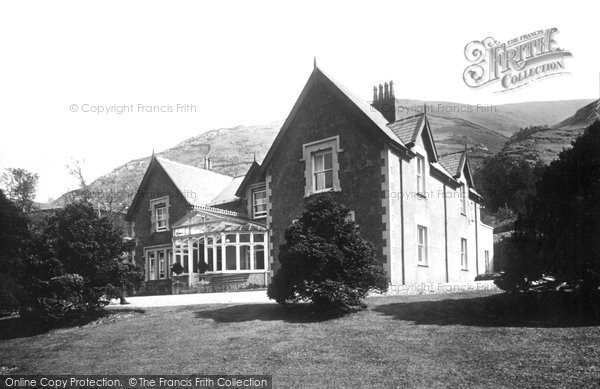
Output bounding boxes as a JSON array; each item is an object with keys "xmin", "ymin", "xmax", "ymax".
[
  {"xmin": 267, "ymin": 195, "xmax": 388, "ymax": 312},
  {"xmin": 19, "ymin": 202, "xmax": 144, "ymax": 323},
  {"xmin": 171, "ymin": 262, "xmax": 184, "ymax": 276}
]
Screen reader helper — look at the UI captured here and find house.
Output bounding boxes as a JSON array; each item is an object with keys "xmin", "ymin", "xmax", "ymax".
[{"xmin": 126, "ymin": 65, "xmax": 494, "ymax": 294}]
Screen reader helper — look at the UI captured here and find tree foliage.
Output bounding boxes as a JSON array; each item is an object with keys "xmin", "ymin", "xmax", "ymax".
[
  {"xmin": 1, "ymin": 168, "xmax": 39, "ymax": 213},
  {"xmin": 267, "ymin": 195, "xmax": 388, "ymax": 312},
  {"xmin": 499, "ymin": 121, "xmax": 600, "ymax": 300},
  {"xmin": 20, "ymin": 202, "xmax": 143, "ymax": 322},
  {"xmin": 0, "ymin": 189, "xmax": 30, "ymax": 312},
  {"xmin": 474, "ymin": 154, "xmax": 545, "ymax": 217}
]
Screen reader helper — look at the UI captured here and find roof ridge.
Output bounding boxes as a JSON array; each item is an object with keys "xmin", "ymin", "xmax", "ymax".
[
  {"xmin": 438, "ymin": 150, "xmax": 467, "ymax": 158},
  {"xmin": 155, "ymin": 156, "xmax": 233, "ymax": 178},
  {"xmin": 390, "ymin": 112, "xmax": 425, "ymax": 124}
]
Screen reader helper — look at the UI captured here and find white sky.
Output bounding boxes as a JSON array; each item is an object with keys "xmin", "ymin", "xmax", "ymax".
[{"xmin": 1, "ymin": 0, "xmax": 598, "ymax": 202}]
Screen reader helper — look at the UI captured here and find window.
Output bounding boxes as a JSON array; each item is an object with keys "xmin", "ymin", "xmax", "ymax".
[
  {"xmin": 254, "ymin": 245, "xmax": 265, "ymax": 270},
  {"xmin": 312, "ymin": 148, "xmax": 333, "ymax": 192},
  {"xmin": 150, "ymin": 197, "xmax": 169, "ymax": 232},
  {"xmin": 158, "ymin": 251, "xmax": 165, "ymax": 279},
  {"xmin": 461, "ymin": 238, "xmax": 468, "ymax": 269},
  {"xmin": 484, "ymin": 250, "xmax": 491, "ymax": 274},
  {"xmin": 148, "ymin": 251, "xmax": 156, "ymax": 280},
  {"xmin": 417, "ymin": 225, "xmax": 427, "ymax": 265},
  {"xmin": 460, "ymin": 184, "xmax": 467, "ymax": 215},
  {"xmin": 302, "ymin": 136, "xmax": 342, "ymax": 197},
  {"xmin": 416, "ymin": 155, "xmax": 425, "ymax": 194},
  {"xmin": 252, "ymin": 187, "xmax": 267, "ymax": 218},
  {"xmin": 145, "ymin": 247, "xmax": 172, "ymax": 281},
  {"xmin": 200, "ymin": 232, "xmax": 268, "ymax": 272}
]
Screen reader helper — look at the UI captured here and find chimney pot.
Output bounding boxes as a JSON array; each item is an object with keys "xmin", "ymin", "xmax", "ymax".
[
  {"xmin": 389, "ymin": 81, "xmax": 395, "ymax": 98},
  {"xmin": 378, "ymin": 84, "xmax": 384, "ymax": 101},
  {"xmin": 384, "ymin": 82, "xmax": 389, "ymax": 99},
  {"xmin": 373, "ymin": 86, "xmax": 378, "ymax": 102}
]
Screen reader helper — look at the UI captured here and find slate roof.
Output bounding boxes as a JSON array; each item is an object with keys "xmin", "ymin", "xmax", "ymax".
[
  {"xmin": 155, "ymin": 157, "xmax": 233, "ymax": 206},
  {"xmin": 209, "ymin": 176, "xmax": 245, "ymax": 206},
  {"xmin": 438, "ymin": 152, "xmax": 466, "ymax": 177},
  {"xmin": 387, "ymin": 114, "xmax": 425, "ymax": 145}
]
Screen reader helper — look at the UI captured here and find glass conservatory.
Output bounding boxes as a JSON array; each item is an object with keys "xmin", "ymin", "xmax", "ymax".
[{"xmin": 170, "ymin": 206, "xmax": 269, "ymax": 287}]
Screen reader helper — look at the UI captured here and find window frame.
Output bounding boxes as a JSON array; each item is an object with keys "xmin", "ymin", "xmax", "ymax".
[
  {"xmin": 461, "ymin": 238, "xmax": 468, "ymax": 270},
  {"xmin": 251, "ymin": 186, "xmax": 267, "ymax": 219},
  {"xmin": 417, "ymin": 225, "xmax": 428, "ymax": 266},
  {"xmin": 312, "ymin": 147, "xmax": 334, "ymax": 193},
  {"xmin": 416, "ymin": 155, "xmax": 426, "ymax": 195},
  {"xmin": 302, "ymin": 136, "xmax": 342, "ymax": 197},
  {"xmin": 150, "ymin": 196, "xmax": 170, "ymax": 233},
  {"xmin": 460, "ymin": 184, "xmax": 467, "ymax": 215}
]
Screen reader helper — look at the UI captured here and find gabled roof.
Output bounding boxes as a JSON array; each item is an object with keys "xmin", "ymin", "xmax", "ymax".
[
  {"xmin": 438, "ymin": 152, "xmax": 465, "ymax": 177},
  {"xmin": 156, "ymin": 157, "xmax": 233, "ymax": 205},
  {"xmin": 235, "ymin": 161, "xmax": 263, "ymax": 197},
  {"xmin": 388, "ymin": 114, "xmax": 425, "ymax": 145},
  {"xmin": 438, "ymin": 150, "xmax": 475, "ymax": 187},
  {"xmin": 388, "ymin": 113, "xmax": 438, "ymax": 162},
  {"xmin": 209, "ymin": 176, "xmax": 245, "ymax": 206},
  {"xmin": 258, "ymin": 66, "xmax": 407, "ymax": 175},
  {"xmin": 125, "ymin": 156, "xmax": 233, "ymax": 220}
]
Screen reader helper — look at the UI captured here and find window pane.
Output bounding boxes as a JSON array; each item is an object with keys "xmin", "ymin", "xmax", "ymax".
[
  {"xmin": 240, "ymin": 245, "xmax": 251, "ymax": 270},
  {"xmin": 226, "ymin": 246, "xmax": 237, "ymax": 270},
  {"xmin": 192, "ymin": 248, "xmax": 198, "ymax": 273},
  {"xmin": 254, "ymin": 234, "xmax": 264, "ymax": 242},
  {"xmin": 324, "ymin": 151, "xmax": 333, "ymax": 170},
  {"xmin": 216, "ymin": 248, "xmax": 222, "ymax": 271},
  {"xmin": 325, "ymin": 170, "xmax": 333, "ymax": 189},
  {"xmin": 254, "ymin": 245, "xmax": 265, "ymax": 270},
  {"xmin": 225, "ymin": 234, "xmax": 237, "ymax": 244},
  {"xmin": 207, "ymin": 248, "xmax": 214, "ymax": 271},
  {"xmin": 239, "ymin": 234, "xmax": 250, "ymax": 243},
  {"xmin": 314, "ymin": 153, "xmax": 324, "ymax": 171}
]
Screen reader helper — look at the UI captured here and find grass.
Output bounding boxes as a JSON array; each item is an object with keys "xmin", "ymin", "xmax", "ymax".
[{"xmin": 1, "ymin": 290, "xmax": 600, "ymax": 388}]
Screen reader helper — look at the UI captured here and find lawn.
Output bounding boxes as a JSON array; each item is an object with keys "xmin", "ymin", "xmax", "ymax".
[{"xmin": 1, "ymin": 290, "xmax": 600, "ymax": 388}]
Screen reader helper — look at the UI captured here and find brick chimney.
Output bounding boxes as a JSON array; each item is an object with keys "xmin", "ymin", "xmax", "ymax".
[{"xmin": 371, "ymin": 80, "xmax": 396, "ymax": 123}]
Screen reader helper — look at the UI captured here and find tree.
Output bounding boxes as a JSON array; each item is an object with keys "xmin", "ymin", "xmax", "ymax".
[
  {"xmin": 19, "ymin": 202, "xmax": 144, "ymax": 322},
  {"xmin": 1, "ymin": 168, "xmax": 39, "ymax": 213},
  {"xmin": 267, "ymin": 195, "xmax": 388, "ymax": 312},
  {"xmin": 499, "ymin": 121, "xmax": 600, "ymax": 302},
  {"xmin": 0, "ymin": 190, "xmax": 30, "ymax": 312},
  {"xmin": 474, "ymin": 154, "xmax": 545, "ymax": 217}
]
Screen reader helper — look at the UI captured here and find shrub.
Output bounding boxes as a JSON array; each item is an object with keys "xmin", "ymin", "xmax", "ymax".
[
  {"xmin": 267, "ymin": 195, "xmax": 388, "ymax": 312},
  {"xmin": 19, "ymin": 202, "xmax": 144, "ymax": 322},
  {"xmin": 171, "ymin": 262, "xmax": 184, "ymax": 275}
]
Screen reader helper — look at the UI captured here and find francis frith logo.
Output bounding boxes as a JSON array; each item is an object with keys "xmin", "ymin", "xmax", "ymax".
[{"xmin": 463, "ymin": 28, "xmax": 572, "ymax": 92}]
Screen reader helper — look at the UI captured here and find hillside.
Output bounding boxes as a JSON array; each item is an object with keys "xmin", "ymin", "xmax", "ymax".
[
  {"xmin": 500, "ymin": 99, "xmax": 600, "ymax": 163},
  {"xmin": 52, "ymin": 98, "xmax": 595, "ymax": 211}
]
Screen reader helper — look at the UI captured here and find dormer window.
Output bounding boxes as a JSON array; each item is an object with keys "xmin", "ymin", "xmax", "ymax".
[
  {"xmin": 416, "ymin": 155, "xmax": 425, "ymax": 194},
  {"xmin": 302, "ymin": 136, "xmax": 342, "ymax": 197},
  {"xmin": 150, "ymin": 197, "xmax": 169, "ymax": 232},
  {"xmin": 252, "ymin": 187, "xmax": 267, "ymax": 218}
]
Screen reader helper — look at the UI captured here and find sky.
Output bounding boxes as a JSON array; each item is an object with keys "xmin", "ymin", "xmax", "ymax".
[{"xmin": 0, "ymin": 0, "xmax": 598, "ymax": 202}]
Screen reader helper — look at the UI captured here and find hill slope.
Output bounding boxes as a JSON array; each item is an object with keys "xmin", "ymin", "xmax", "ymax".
[
  {"xmin": 52, "ymin": 99, "xmax": 594, "ymax": 211},
  {"xmin": 500, "ymin": 99, "xmax": 600, "ymax": 163}
]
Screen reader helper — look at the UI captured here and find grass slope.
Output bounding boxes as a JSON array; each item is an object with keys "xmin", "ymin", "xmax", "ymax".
[{"xmin": 1, "ymin": 291, "xmax": 599, "ymax": 388}]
